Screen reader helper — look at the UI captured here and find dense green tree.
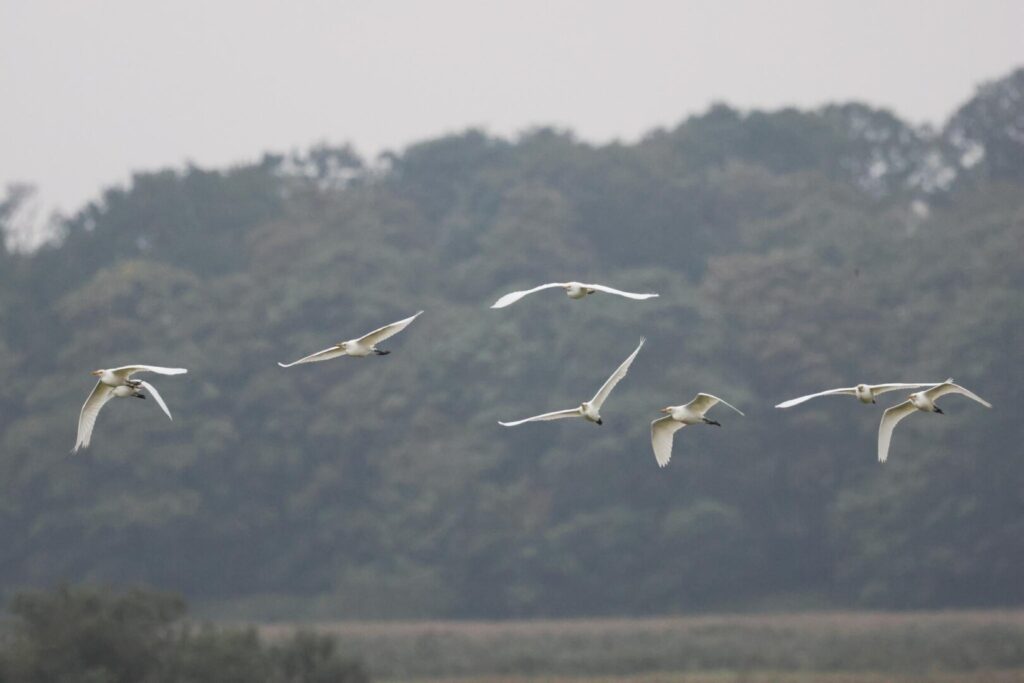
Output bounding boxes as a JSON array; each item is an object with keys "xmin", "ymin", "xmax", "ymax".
[{"xmin": 0, "ymin": 585, "xmax": 368, "ymax": 683}]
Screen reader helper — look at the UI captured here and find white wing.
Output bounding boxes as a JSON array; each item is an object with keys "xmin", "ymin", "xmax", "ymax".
[
  {"xmin": 357, "ymin": 311, "xmax": 423, "ymax": 347},
  {"xmin": 877, "ymin": 400, "xmax": 918, "ymax": 463},
  {"xmin": 73, "ymin": 382, "xmax": 115, "ymax": 453},
  {"xmin": 137, "ymin": 380, "xmax": 173, "ymax": 420},
  {"xmin": 109, "ymin": 365, "xmax": 188, "ymax": 379},
  {"xmin": 490, "ymin": 283, "xmax": 567, "ymax": 309},
  {"xmin": 688, "ymin": 393, "xmax": 745, "ymax": 416},
  {"xmin": 499, "ymin": 408, "xmax": 581, "ymax": 427},
  {"xmin": 651, "ymin": 416, "xmax": 686, "ymax": 468},
  {"xmin": 924, "ymin": 380, "xmax": 992, "ymax": 408},
  {"xmin": 581, "ymin": 283, "xmax": 659, "ymax": 301},
  {"xmin": 870, "ymin": 383, "xmax": 944, "ymax": 395},
  {"xmin": 278, "ymin": 345, "xmax": 347, "ymax": 368},
  {"xmin": 774, "ymin": 387, "xmax": 858, "ymax": 408},
  {"xmin": 590, "ymin": 339, "xmax": 645, "ymax": 409}
]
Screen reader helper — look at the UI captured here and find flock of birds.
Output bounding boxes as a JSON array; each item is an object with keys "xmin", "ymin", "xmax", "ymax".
[{"xmin": 74, "ymin": 280, "xmax": 992, "ymax": 466}]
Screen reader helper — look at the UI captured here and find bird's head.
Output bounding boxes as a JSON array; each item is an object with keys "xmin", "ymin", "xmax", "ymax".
[
  {"xmin": 338, "ymin": 341, "xmax": 348, "ymax": 350},
  {"xmin": 90, "ymin": 369, "xmax": 103, "ymax": 377},
  {"xmin": 856, "ymin": 384, "xmax": 867, "ymax": 391},
  {"xmin": 659, "ymin": 407, "xmax": 671, "ymax": 414}
]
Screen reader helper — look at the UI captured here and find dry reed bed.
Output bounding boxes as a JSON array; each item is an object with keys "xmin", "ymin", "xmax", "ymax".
[{"xmin": 256, "ymin": 610, "xmax": 1024, "ymax": 680}]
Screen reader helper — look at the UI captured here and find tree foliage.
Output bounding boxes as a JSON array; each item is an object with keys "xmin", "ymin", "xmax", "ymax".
[{"xmin": 0, "ymin": 585, "xmax": 368, "ymax": 683}]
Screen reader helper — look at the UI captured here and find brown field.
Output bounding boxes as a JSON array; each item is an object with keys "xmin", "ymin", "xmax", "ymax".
[
  {"xmin": 389, "ymin": 673, "xmax": 1024, "ymax": 683},
  {"xmin": 255, "ymin": 609, "xmax": 1024, "ymax": 681}
]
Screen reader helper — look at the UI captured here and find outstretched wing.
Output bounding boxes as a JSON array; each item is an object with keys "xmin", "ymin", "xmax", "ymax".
[
  {"xmin": 490, "ymin": 283, "xmax": 567, "ymax": 309},
  {"xmin": 877, "ymin": 400, "xmax": 918, "ymax": 463},
  {"xmin": 774, "ymin": 387, "xmax": 857, "ymax": 409},
  {"xmin": 73, "ymin": 381, "xmax": 115, "ymax": 453},
  {"xmin": 278, "ymin": 345, "xmax": 347, "ymax": 368},
  {"xmin": 499, "ymin": 408, "xmax": 581, "ymax": 427},
  {"xmin": 582, "ymin": 283, "xmax": 659, "ymax": 301},
  {"xmin": 870, "ymin": 382, "xmax": 944, "ymax": 395},
  {"xmin": 137, "ymin": 380, "xmax": 173, "ymax": 420},
  {"xmin": 110, "ymin": 365, "xmax": 188, "ymax": 379},
  {"xmin": 689, "ymin": 393, "xmax": 744, "ymax": 416},
  {"xmin": 589, "ymin": 339, "xmax": 645, "ymax": 409},
  {"xmin": 651, "ymin": 416, "xmax": 686, "ymax": 468},
  {"xmin": 925, "ymin": 380, "xmax": 992, "ymax": 408},
  {"xmin": 357, "ymin": 311, "xmax": 423, "ymax": 347}
]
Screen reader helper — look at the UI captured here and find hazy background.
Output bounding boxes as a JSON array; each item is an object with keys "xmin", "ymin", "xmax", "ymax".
[
  {"xmin": 1, "ymin": 4, "xmax": 1024, "ymax": 681},
  {"xmin": 2, "ymin": 0, "xmax": 1023, "ymax": 222}
]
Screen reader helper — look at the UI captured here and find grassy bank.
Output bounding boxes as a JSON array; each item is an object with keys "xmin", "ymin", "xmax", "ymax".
[
  {"xmin": 388, "ymin": 673, "xmax": 1024, "ymax": 683},
  {"xmin": 258, "ymin": 610, "xmax": 1024, "ymax": 680}
]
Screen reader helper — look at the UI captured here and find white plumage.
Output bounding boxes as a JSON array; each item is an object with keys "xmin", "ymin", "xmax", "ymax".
[
  {"xmin": 775, "ymin": 382, "xmax": 941, "ymax": 409},
  {"xmin": 877, "ymin": 379, "xmax": 992, "ymax": 463},
  {"xmin": 499, "ymin": 339, "xmax": 645, "ymax": 427},
  {"xmin": 278, "ymin": 311, "xmax": 423, "ymax": 368},
  {"xmin": 74, "ymin": 365, "xmax": 187, "ymax": 453},
  {"xmin": 490, "ymin": 282, "xmax": 658, "ymax": 309},
  {"xmin": 651, "ymin": 393, "xmax": 744, "ymax": 468}
]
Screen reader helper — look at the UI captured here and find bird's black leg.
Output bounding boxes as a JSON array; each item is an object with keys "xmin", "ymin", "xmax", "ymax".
[
  {"xmin": 703, "ymin": 418, "xmax": 721, "ymax": 427},
  {"xmin": 373, "ymin": 348, "xmax": 391, "ymax": 356},
  {"xmin": 596, "ymin": 419, "xmax": 603, "ymax": 425},
  {"xmin": 933, "ymin": 407, "xmax": 944, "ymax": 414}
]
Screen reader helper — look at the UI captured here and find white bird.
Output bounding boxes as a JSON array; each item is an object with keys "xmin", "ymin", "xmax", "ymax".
[
  {"xmin": 651, "ymin": 394, "xmax": 744, "ymax": 468},
  {"xmin": 278, "ymin": 311, "xmax": 423, "ymax": 368},
  {"xmin": 499, "ymin": 339, "xmax": 645, "ymax": 427},
  {"xmin": 775, "ymin": 382, "xmax": 943, "ymax": 409},
  {"xmin": 74, "ymin": 365, "xmax": 188, "ymax": 453},
  {"xmin": 877, "ymin": 379, "xmax": 992, "ymax": 463},
  {"xmin": 490, "ymin": 282, "xmax": 658, "ymax": 309}
]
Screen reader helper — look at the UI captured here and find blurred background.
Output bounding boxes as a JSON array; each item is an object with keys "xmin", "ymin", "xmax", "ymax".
[{"xmin": 1, "ymin": 2, "xmax": 1023, "ymax": 681}]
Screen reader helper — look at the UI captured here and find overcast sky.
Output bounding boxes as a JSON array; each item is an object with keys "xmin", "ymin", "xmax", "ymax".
[{"xmin": 2, "ymin": 0, "xmax": 1022, "ymax": 219}]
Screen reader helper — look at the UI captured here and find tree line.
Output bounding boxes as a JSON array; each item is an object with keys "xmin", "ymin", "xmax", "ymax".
[{"xmin": 0, "ymin": 68, "xmax": 1021, "ymax": 618}]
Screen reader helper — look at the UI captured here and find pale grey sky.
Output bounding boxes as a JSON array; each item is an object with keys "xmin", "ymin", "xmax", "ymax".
[{"xmin": 2, "ymin": 0, "xmax": 1022, "ymax": 220}]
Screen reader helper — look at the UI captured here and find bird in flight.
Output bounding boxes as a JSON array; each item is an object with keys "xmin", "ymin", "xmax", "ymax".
[
  {"xmin": 499, "ymin": 339, "xmax": 645, "ymax": 427},
  {"xmin": 775, "ymin": 382, "xmax": 942, "ymax": 409},
  {"xmin": 490, "ymin": 282, "xmax": 658, "ymax": 309},
  {"xmin": 877, "ymin": 379, "xmax": 991, "ymax": 463},
  {"xmin": 278, "ymin": 311, "xmax": 423, "ymax": 368},
  {"xmin": 650, "ymin": 393, "xmax": 744, "ymax": 468},
  {"xmin": 74, "ymin": 365, "xmax": 188, "ymax": 453}
]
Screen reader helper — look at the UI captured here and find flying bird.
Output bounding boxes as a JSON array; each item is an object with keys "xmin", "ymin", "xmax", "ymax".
[
  {"xmin": 775, "ymin": 382, "xmax": 942, "ymax": 409},
  {"xmin": 74, "ymin": 365, "xmax": 188, "ymax": 453},
  {"xmin": 877, "ymin": 379, "xmax": 991, "ymax": 463},
  {"xmin": 651, "ymin": 393, "xmax": 744, "ymax": 468},
  {"xmin": 278, "ymin": 311, "xmax": 423, "ymax": 368},
  {"xmin": 490, "ymin": 282, "xmax": 658, "ymax": 309},
  {"xmin": 499, "ymin": 339, "xmax": 645, "ymax": 427}
]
